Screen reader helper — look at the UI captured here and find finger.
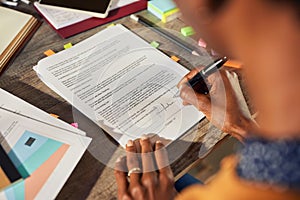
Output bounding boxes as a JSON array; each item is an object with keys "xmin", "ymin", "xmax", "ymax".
[
  {"xmin": 140, "ymin": 136, "xmax": 158, "ymax": 197},
  {"xmin": 182, "ymin": 101, "xmax": 191, "ymax": 106},
  {"xmin": 180, "ymin": 85, "xmax": 211, "ymax": 113},
  {"xmin": 126, "ymin": 140, "xmax": 141, "ymax": 185},
  {"xmin": 140, "ymin": 136, "xmax": 156, "ymax": 173},
  {"xmin": 154, "ymin": 141, "xmax": 174, "ymax": 180},
  {"xmin": 114, "ymin": 156, "xmax": 129, "ymax": 199},
  {"xmin": 177, "ymin": 67, "xmax": 204, "ymax": 88},
  {"xmin": 133, "ymin": 139, "xmax": 141, "ymax": 153}
]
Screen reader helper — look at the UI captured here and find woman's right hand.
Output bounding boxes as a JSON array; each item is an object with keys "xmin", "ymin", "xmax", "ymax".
[{"xmin": 178, "ymin": 68, "xmax": 256, "ymax": 141}]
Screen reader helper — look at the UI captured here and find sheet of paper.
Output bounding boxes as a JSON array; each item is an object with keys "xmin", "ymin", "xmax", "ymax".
[
  {"xmin": 0, "ymin": 92, "xmax": 91, "ymax": 199},
  {"xmin": 35, "ymin": 24, "xmax": 204, "ymax": 147},
  {"xmin": 0, "ymin": 7, "xmax": 31, "ymax": 55},
  {"xmin": 0, "ymin": 89, "xmax": 85, "ymax": 136},
  {"xmin": 34, "ymin": 0, "xmax": 139, "ymax": 29}
]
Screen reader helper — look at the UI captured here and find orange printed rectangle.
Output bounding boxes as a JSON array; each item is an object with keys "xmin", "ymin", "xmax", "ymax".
[{"xmin": 0, "ymin": 166, "xmax": 11, "ymax": 189}]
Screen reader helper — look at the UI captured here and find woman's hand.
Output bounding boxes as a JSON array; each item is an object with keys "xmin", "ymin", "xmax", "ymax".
[
  {"xmin": 114, "ymin": 137, "xmax": 177, "ymax": 200},
  {"xmin": 178, "ymin": 68, "xmax": 256, "ymax": 141}
]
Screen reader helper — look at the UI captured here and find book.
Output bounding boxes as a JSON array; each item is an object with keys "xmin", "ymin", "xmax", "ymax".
[
  {"xmin": 34, "ymin": 0, "xmax": 147, "ymax": 38},
  {"xmin": 0, "ymin": 89, "xmax": 91, "ymax": 199},
  {"xmin": 34, "ymin": 24, "xmax": 205, "ymax": 147},
  {"xmin": 0, "ymin": 7, "xmax": 41, "ymax": 75}
]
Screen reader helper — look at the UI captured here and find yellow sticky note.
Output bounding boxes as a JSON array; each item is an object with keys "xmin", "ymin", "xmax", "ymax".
[
  {"xmin": 44, "ymin": 49, "xmax": 55, "ymax": 57},
  {"xmin": 64, "ymin": 43, "xmax": 73, "ymax": 49},
  {"xmin": 107, "ymin": 23, "xmax": 115, "ymax": 28},
  {"xmin": 171, "ymin": 55, "xmax": 180, "ymax": 62},
  {"xmin": 49, "ymin": 113, "xmax": 59, "ymax": 118}
]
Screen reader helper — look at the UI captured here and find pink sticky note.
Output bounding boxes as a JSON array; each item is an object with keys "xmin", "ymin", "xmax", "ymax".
[
  {"xmin": 211, "ymin": 49, "xmax": 219, "ymax": 56},
  {"xmin": 71, "ymin": 123, "xmax": 78, "ymax": 129},
  {"xmin": 198, "ymin": 38, "xmax": 207, "ymax": 48}
]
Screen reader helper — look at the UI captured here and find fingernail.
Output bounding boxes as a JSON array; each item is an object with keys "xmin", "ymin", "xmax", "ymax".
[
  {"xmin": 116, "ymin": 157, "xmax": 122, "ymax": 163},
  {"xmin": 141, "ymin": 135, "xmax": 148, "ymax": 140},
  {"xmin": 178, "ymin": 85, "xmax": 182, "ymax": 90},
  {"xmin": 127, "ymin": 140, "xmax": 133, "ymax": 147},
  {"xmin": 156, "ymin": 140, "xmax": 162, "ymax": 144}
]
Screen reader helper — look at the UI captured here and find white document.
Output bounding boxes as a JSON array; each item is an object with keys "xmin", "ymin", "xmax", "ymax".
[
  {"xmin": 35, "ymin": 24, "xmax": 204, "ymax": 147},
  {"xmin": 0, "ymin": 89, "xmax": 92, "ymax": 200},
  {"xmin": 0, "ymin": 89, "xmax": 85, "ymax": 136},
  {"xmin": 34, "ymin": 0, "xmax": 139, "ymax": 29}
]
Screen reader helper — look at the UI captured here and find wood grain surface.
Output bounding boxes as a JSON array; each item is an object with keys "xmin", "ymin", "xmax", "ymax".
[{"xmin": 0, "ymin": 3, "xmax": 232, "ymax": 200}]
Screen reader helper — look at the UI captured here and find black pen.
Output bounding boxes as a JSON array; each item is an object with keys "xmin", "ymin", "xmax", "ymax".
[
  {"xmin": 175, "ymin": 56, "xmax": 228, "ymax": 97},
  {"xmin": 130, "ymin": 14, "xmax": 202, "ymax": 56}
]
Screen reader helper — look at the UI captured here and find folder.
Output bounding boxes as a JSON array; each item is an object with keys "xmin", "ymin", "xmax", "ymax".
[{"xmin": 35, "ymin": 0, "xmax": 147, "ymax": 38}]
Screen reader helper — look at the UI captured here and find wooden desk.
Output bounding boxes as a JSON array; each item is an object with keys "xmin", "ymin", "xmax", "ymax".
[{"xmin": 0, "ymin": 4, "xmax": 229, "ymax": 200}]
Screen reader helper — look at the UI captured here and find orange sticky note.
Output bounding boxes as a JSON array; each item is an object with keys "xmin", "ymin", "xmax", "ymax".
[
  {"xmin": 49, "ymin": 113, "xmax": 59, "ymax": 118},
  {"xmin": 44, "ymin": 49, "xmax": 55, "ymax": 57},
  {"xmin": 171, "ymin": 55, "xmax": 180, "ymax": 62},
  {"xmin": 224, "ymin": 59, "xmax": 243, "ymax": 69}
]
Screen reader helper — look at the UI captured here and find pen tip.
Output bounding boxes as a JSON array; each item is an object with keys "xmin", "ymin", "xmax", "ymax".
[{"xmin": 192, "ymin": 51, "xmax": 200, "ymax": 56}]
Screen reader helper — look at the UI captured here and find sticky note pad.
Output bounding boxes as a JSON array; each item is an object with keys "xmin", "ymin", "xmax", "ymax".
[
  {"xmin": 171, "ymin": 55, "xmax": 180, "ymax": 62},
  {"xmin": 44, "ymin": 49, "xmax": 55, "ymax": 57},
  {"xmin": 150, "ymin": 41, "xmax": 160, "ymax": 48},
  {"xmin": 63, "ymin": 43, "xmax": 73, "ymax": 49},
  {"xmin": 148, "ymin": 0, "xmax": 180, "ymax": 23},
  {"xmin": 181, "ymin": 26, "xmax": 195, "ymax": 37}
]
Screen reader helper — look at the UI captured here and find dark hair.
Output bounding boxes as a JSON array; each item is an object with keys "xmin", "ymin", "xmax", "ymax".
[{"xmin": 268, "ymin": 0, "xmax": 300, "ymax": 19}]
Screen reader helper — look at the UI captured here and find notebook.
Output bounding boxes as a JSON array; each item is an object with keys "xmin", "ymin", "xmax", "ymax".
[{"xmin": 0, "ymin": 7, "xmax": 41, "ymax": 75}]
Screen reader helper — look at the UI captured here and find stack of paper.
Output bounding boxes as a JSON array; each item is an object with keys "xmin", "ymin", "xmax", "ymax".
[
  {"xmin": 0, "ymin": 89, "xmax": 91, "ymax": 200},
  {"xmin": 34, "ymin": 24, "xmax": 204, "ymax": 147}
]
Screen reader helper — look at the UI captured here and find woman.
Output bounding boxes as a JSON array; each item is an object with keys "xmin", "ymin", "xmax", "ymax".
[{"xmin": 114, "ymin": 0, "xmax": 300, "ymax": 199}]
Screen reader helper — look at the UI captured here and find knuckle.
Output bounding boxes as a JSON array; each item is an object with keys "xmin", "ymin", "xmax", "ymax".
[
  {"xmin": 130, "ymin": 185, "xmax": 144, "ymax": 198},
  {"xmin": 141, "ymin": 176, "xmax": 156, "ymax": 188},
  {"xmin": 160, "ymin": 173, "xmax": 174, "ymax": 184},
  {"xmin": 120, "ymin": 194, "xmax": 132, "ymax": 200}
]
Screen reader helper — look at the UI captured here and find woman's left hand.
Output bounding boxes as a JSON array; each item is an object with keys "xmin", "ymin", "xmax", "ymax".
[{"xmin": 114, "ymin": 137, "xmax": 177, "ymax": 200}]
